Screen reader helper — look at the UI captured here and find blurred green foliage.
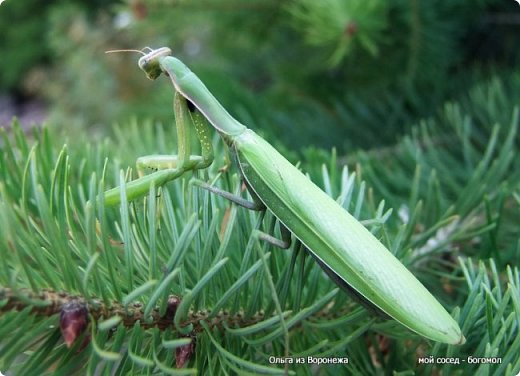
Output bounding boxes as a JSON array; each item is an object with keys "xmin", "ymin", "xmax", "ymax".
[
  {"xmin": 0, "ymin": 0, "xmax": 119, "ymax": 94},
  {"xmin": 2, "ymin": 0, "xmax": 519, "ymax": 151}
]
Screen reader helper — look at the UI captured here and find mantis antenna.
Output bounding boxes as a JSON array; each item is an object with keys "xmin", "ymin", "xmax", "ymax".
[{"xmin": 105, "ymin": 48, "xmax": 147, "ymax": 55}]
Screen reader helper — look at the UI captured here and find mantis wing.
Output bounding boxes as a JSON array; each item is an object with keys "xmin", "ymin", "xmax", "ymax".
[{"xmin": 233, "ymin": 129, "xmax": 464, "ymax": 345}]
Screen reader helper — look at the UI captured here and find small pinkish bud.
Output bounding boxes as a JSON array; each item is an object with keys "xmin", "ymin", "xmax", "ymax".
[
  {"xmin": 345, "ymin": 22, "xmax": 358, "ymax": 36},
  {"xmin": 165, "ymin": 295, "xmax": 181, "ymax": 319},
  {"xmin": 60, "ymin": 300, "xmax": 88, "ymax": 348},
  {"xmin": 176, "ymin": 336, "xmax": 196, "ymax": 368}
]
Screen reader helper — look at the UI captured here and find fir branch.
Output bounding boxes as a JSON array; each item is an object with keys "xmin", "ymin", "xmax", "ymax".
[{"xmin": 0, "ymin": 287, "xmax": 268, "ymax": 333}]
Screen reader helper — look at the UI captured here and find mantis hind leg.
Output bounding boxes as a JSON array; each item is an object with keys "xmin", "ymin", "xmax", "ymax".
[{"xmin": 253, "ymin": 222, "xmax": 291, "ymax": 249}]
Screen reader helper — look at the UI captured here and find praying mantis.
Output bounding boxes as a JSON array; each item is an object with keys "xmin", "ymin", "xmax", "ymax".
[{"xmin": 104, "ymin": 47, "xmax": 465, "ymax": 345}]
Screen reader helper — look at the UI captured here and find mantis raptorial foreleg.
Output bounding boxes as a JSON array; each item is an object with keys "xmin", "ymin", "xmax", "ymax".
[
  {"xmin": 104, "ymin": 83, "xmax": 289, "ymax": 249},
  {"xmin": 104, "ymin": 92, "xmax": 214, "ymax": 206},
  {"xmin": 136, "ymin": 94, "xmax": 214, "ymax": 174},
  {"xmin": 105, "ymin": 86, "xmax": 290, "ymax": 249}
]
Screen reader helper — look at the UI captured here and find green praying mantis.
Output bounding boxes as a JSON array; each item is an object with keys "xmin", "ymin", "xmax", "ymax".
[{"xmin": 104, "ymin": 47, "xmax": 465, "ymax": 345}]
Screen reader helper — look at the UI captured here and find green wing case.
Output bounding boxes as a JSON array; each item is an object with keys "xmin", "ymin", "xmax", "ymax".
[{"xmin": 234, "ymin": 129, "xmax": 464, "ymax": 345}]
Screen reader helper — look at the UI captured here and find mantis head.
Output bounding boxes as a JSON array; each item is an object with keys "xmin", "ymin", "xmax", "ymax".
[
  {"xmin": 138, "ymin": 47, "xmax": 172, "ymax": 80},
  {"xmin": 105, "ymin": 47, "xmax": 172, "ymax": 80}
]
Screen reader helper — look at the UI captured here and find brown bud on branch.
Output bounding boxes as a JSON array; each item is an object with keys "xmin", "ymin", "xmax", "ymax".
[{"xmin": 60, "ymin": 300, "xmax": 89, "ymax": 348}]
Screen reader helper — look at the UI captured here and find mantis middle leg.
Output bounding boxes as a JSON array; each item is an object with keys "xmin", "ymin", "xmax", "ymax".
[{"xmin": 190, "ymin": 177, "xmax": 291, "ymax": 249}]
